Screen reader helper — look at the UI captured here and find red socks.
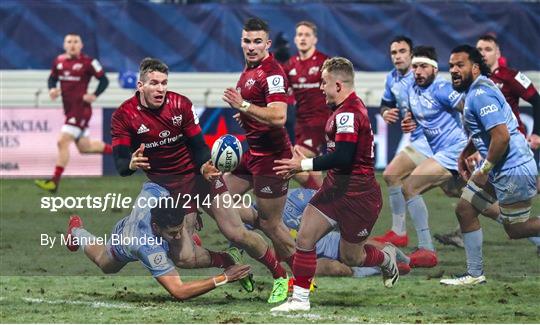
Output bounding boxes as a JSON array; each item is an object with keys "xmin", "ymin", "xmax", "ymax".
[
  {"xmin": 208, "ymin": 250, "xmax": 234, "ymax": 268},
  {"xmin": 52, "ymin": 166, "xmax": 64, "ymax": 185},
  {"xmin": 257, "ymin": 247, "xmax": 287, "ymax": 279},
  {"xmin": 103, "ymin": 144, "xmax": 112, "ymax": 155},
  {"xmin": 362, "ymin": 245, "xmax": 385, "ymax": 267},
  {"xmin": 292, "ymin": 248, "xmax": 316, "ymax": 289}
]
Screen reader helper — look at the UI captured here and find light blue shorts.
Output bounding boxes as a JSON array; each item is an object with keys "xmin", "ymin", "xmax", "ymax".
[
  {"xmin": 316, "ymin": 231, "xmax": 340, "ymax": 260},
  {"xmin": 432, "ymin": 140, "xmax": 467, "ymax": 172},
  {"xmin": 491, "ymin": 159, "xmax": 538, "ymax": 204},
  {"xmin": 409, "ymin": 135, "xmax": 434, "ymax": 159}
]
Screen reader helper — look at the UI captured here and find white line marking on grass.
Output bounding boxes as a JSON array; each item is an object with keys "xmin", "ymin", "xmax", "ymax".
[{"xmin": 23, "ymin": 297, "xmax": 151, "ymax": 310}]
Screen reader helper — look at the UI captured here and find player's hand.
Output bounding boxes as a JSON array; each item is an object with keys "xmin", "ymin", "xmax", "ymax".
[
  {"xmin": 465, "ymin": 152, "xmax": 482, "ymax": 173},
  {"xmin": 222, "ymin": 87, "xmax": 243, "ymax": 110},
  {"xmin": 49, "ymin": 88, "xmax": 61, "ymax": 101},
  {"xmin": 382, "ymin": 108, "xmax": 399, "ymax": 124},
  {"xmin": 83, "ymin": 93, "xmax": 97, "ymax": 103},
  {"xmin": 401, "ymin": 111, "xmax": 416, "ymax": 133},
  {"xmin": 201, "ymin": 160, "xmax": 222, "ymax": 182},
  {"xmin": 233, "ymin": 113, "xmax": 244, "ymax": 127},
  {"xmin": 273, "ymin": 146, "xmax": 306, "ymax": 179},
  {"xmin": 223, "ymin": 264, "xmax": 252, "ymax": 283},
  {"xmin": 457, "ymin": 152, "xmax": 471, "ymax": 181},
  {"xmin": 470, "ymin": 169, "xmax": 488, "ymax": 187},
  {"xmin": 527, "ymin": 134, "xmax": 540, "ymax": 150},
  {"xmin": 129, "ymin": 144, "xmax": 150, "ymax": 171}
]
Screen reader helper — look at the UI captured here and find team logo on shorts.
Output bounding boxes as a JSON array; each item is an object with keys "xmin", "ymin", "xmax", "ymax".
[
  {"xmin": 171, "ymin": 115, "xmax": 182, "ymax": 126},
  {"xmin": 159, "ymin": 130, "xmax": 171, "ymax": 138}
]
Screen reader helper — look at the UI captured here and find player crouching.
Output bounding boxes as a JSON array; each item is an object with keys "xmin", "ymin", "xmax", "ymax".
[{"xmin": 65, "ymin": 182, "xmax": 251, "ymax": 300}]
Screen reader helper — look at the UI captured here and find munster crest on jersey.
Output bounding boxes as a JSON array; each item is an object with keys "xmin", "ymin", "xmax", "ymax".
[{"xmin": 172, "ymin": 115, "xmax": 182, "ymax": 126}]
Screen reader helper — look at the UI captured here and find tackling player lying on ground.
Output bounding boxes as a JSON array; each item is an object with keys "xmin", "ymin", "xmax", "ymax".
[
  {"xmin": 435, "ymin": 34, "xmax": 540, "ymax": 253},
  {"xmin": 35, "ymin": 33, "xmax": 111, "ymax": 193},
  {"xmin": 111, "ymin": 57, "xmax": 290, "ymax": 299},
  {"xmin": 282, "ymin": 20, "xmax": 331, "ymax": 190},
  {"xmin": 65, "ymin": 182, "xmax": 251, "ymax": 301},
  {"xmin": 238, "ymin": 188, "xmax": 412, "ymax": 278},
  {"xmin": 439, "ymin": 45, "xmax": 540, "ymax": 286},
  {"xmin": 373, "ymin": 36, "xmax": 435, "ymax": 252},
  {"xmin": 270, "ymin": 57, "xmax": 399, "ymax": 313},
  {"xmin": 222, "ymin": 17, "xmax": 297, "ymax": 303}
]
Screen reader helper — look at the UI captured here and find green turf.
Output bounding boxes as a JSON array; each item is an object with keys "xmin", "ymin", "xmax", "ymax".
[{"xmin": 1, "ymin": 175, "xmax": 539, "ymax": 323}]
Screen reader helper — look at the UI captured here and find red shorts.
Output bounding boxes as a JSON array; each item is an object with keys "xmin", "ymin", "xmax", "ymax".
[
  {"xmin": 148, "ymin": 172, "xmax": 228, "ymax": 214},
  {"xmin": 232, "ymin": 149, "xmax": 292, "ymax": 198},
  {"xmin": 64, "ymin": 107, "xmax": 92, "ymax": 129},
  {"xmin": 294, "ymin": 121, "xmax": 326, "ymax": 155},
  {"xmin": 310, "ymin": 178, "xmax": 382, "ymax": 243}
]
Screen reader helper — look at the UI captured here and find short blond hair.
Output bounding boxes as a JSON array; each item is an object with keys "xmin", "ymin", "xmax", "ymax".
[
  {"xmin": 322, "ymin": 57, "xmax": 355, "ymax": 87},
  {"xmin": 295, "ymin": 21, "xmax": 317, "ymax": 36}
]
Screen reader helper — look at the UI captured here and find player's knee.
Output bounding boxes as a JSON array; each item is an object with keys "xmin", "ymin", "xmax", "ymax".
[
  {"xmin": 382, "ymin": 170, "xmax": 400, "ymax": 186},
  {"xmin": 76, "ymin": 142, "xmax": 91, "ymax": 153},
  {"xmin": 340, "ymin": 250, "xmax": 364, "ymax": 267},
  {"xmin": 401, "ymin": 182, "xmax": 417, "ymax": 201},
  {"xmin": 223, "ymin": 227, "xmax": 248, "ymax": 246}
]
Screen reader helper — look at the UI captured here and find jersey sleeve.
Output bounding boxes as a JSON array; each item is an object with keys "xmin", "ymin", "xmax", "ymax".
[
  {"xmin": 136, "ymin": 244, "xmax": 175, "ymax": 278},
  {"xmin": 334, "ymin": 110, "xmax": 359, "ymax": 143},
  {"xmin": 111, "ymin": 109, "xmax": 133, "ymax": 147},
  {"xmin": 89, "ymin": 58, "xmax": 105, "ymax": 78},
  {"xmin": 50, "ymin": 58, "xmax": 59, "ymax": 79},
  {"xmin": 263, "ymin": 72, "xmax": 288, "ymax": 103},
  {"xmin": 381, "ymin": 73, "xmax": 396, "ymax": 106},
  {"xmin": 508, "ymin": 70, "xmax": 538, "ymax": 101},
  {"xmin": 436, "ymin": 82, "xmax": 464, "ymax": 110},
  {"xmin": 179, "ymin": 98, "xmax": 202, "ymax": 138},
  {"xmin": 471, "ymin": 90, "xmax": 506, "ymax": 132}
]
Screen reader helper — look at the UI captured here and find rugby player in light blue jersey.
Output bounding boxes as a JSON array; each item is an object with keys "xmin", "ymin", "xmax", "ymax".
[
  {"xmin": 239, "ymin": 188, "xmax": 411, "ymax": 278},
  {"xmin": 440, "ymin": 45, "xmax": 539, "ymax": 286},
  {"xmin": 398, "ymin": 46, "xmax": 469, "ymax": 268},
  {"xmin": 375, "ymin": 36, "xmax": 434, "ymax": 249},
  {"xmin": 65, "ymin": 182, "xmax": 251, "ymax": 300}
]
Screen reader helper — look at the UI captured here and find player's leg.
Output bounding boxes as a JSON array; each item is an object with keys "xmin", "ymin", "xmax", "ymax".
[
  {"xmin": 374, "ymin": 148, "xmax": 422, "ymax": 246},
  {"xmin": 76, "ymin": 135, "xmax": 112, "ymax": 154},
  {"xmin": 315, "ymin": 258, "xmax": 353, "ymax": 276},
  {"xmin": 271, "ymin": 204, "xmax": 333, "ymax": 312},
  {"xmin": 35, "ymin": 130, "xmax": 75, "ymax": 192}
]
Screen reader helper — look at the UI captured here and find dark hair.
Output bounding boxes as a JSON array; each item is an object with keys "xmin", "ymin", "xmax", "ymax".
[
  {"xmin": 412, "ymin": 46, "xmax": 438, "ymax": 62},
  {"xmin": 451, "ymin": 44, "xmax": 491, "ymax": 76},
  {"xmin": 478, "ymin": 33, "xmax": 499, "ymax": 47},
  {"xmin": 390, "ymin": 35, "xmax": 413, "ymax": 51},
  {"xmin": 139, "ymin": 57, "xmax": 168, "ymax": 81},
  {"xmin": 243, "ymin": 17, "xmax": 270, "ymax": 34},
  {"xmin": 296, "ymin": 20, "xmax": 317, "ymax": 36},
  {"xmin": 150, "ymin": 205, "xmax": 185, "ymax": 229}
]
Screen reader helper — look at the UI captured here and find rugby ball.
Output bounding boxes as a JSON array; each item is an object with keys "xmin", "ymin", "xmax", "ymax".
[{"xmin": 211, "ymin": 134, "xmax": 243, "ymax": 172}]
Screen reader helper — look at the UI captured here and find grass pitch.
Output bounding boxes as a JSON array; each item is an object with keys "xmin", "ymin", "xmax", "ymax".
[{"xmin": 1, "ymin": 175, "xmax": 539, "ymax": 323}]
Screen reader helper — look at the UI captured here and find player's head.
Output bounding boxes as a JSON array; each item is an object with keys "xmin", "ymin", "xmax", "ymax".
[
  {"xmin": 294, "ymin": 21, "xmax": 318, "ymax": 54},
  {"xmin": 150, "ymin": 205, "xmax": 185, "ymax": 242},
  {"xmin": 476, "ymin": 34, "xmax": 501, "ymax": 70},
  {"xmin": 412, "ymin": 46, "xmax": 438, "ymax": 88},
  {"xmin": 449, "ymin": 44, "xmax": 490, "ymax": 92},
  {"xmin": 241, "ymin": 17, "xmax": 271, "ymax": 67},
  {"xmin": 137, "ymin": 58, "xmax": 169, "ymax": 109},
  {"xmin": 63, "ymin": 33, "xmax": 83, "ymax": 58},
  {"xmin": 320, "ymin": 57, "xmax": 355, "ymax": 105},
  {"xmin": 389, "ymin": 35, "xmax": 413, "ymax": 73}
]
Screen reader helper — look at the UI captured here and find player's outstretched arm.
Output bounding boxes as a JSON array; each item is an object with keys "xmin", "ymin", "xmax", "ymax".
[{"xmin": 156, "ymin": 264, "xmax": 251, "ymax": 301}]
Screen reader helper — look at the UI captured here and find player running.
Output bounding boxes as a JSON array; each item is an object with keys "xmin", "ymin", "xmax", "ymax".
[
  {"xmin": 271, "ymin": 57, "xmax": 399, "ymax": 312},
  {"xmin": 111, "ymin": 57, "xmax": 288, "ymax": 298},
  {"xmin": 65, "ymin": 182, "xmax": 251, "ymax": 300},
  {"xmin": 222, "ymin": 17, "xmax": 296, "ymax": 303},
  {"xmin": 282, "ymin": 21, "xmax": 331, "ymax": 190},
  {"xmin": 440, "ymin": 45, "xmax": 539, "ymax": 286},
  {"xmin": 35, "ymin": 33, "xmax": 111, "ymax": 193},
  {"xmin": 373, "ymin": 36, "xmax": 433, "ymax": 249}
]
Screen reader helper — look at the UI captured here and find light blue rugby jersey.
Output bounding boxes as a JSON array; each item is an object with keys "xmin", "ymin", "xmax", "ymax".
[
  {"xmin": 463, "ymin": 76, "xmax": 533, "ymax": 172},
  {"xmin": 111, "ymin": 182, "xmax": 175, "ymax": 277},
  {"xmin": 408, "ymin": 76, "xmax": 467, "ymax": 153},
  {"xmin": 382, "ymin": 68, "xmax": 424, "ymax": 142}
]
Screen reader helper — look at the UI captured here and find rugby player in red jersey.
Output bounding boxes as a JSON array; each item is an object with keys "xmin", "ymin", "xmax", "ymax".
[
  {"xmin": 271, "ymin": 57, "xmax": 399, "ymax": 312},
  {"xmin": 35, "ymin": 33, "xmax": 111, "ymax": 193},
  {"xmin": 222, "ymin": 17, "xmax": 296, "ymax": 304},
  {"xmin": 282, "ymin": 21, "xmax": 331, "ymax": 190},
  {"xmin": 111, "ymin": 57, "xmax": 288, "ymax": 295}
]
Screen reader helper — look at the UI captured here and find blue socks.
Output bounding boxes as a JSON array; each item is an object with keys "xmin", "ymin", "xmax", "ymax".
[
  {"xmin": 388, "ymin": 186, "xmax": 407, "ymax": 235},
  {"xmin": 407, "ymin": 195, "xmax": 434, "ymax": 251},
  {"xmin": 463, "ymin": 229, "xmax": 484, "ymax": 277}
]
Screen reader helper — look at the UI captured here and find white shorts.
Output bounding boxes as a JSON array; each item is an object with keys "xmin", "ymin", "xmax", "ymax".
[{"xmin": 61, "ymin": 124, "xmax": 89, "ymax": 140}]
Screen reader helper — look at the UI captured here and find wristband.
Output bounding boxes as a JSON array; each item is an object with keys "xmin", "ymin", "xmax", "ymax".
[
  {"xmin": 480, "ymin": 160, "xmax": 494, "ymax": 174},
  {"xmin": 213, "ymin": 274, "xmax": 228, "ymax": 287},
  {"xmin": 300, "ymin": 158, "xmax": 314, "ymax": 172},
  {"xmin": 239, "ymin": 100, "xmax": 250, "ymax": 112}
]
